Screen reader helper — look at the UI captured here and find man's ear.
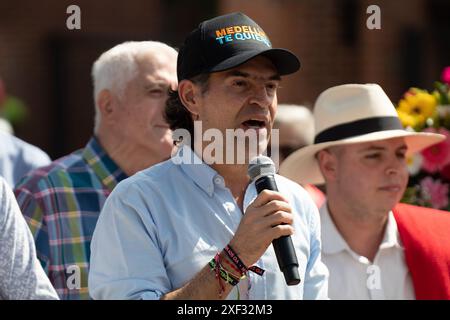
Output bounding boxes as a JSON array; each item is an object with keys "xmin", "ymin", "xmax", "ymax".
[
  {"xmin": 178, "ymin": 80, "xmax": 202, "ymax": 119},
  {"xmin": 317, "ymin": 149, "xmax": 338, "ymax": 182},
  {"xmin": 96, "ymin": 89, "xmax": 116, "ymax": 123}
]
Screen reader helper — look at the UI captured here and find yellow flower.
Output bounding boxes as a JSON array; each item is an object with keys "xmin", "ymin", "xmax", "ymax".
[
  {"xmin": 397, "ymin": 110, "xmax": 419, "ymax": 128},
  {"xmin": 397, "ymin": 89, "xmax": 437, "ymax": 128}
]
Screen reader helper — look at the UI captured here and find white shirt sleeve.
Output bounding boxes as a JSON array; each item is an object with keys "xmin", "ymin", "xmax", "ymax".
[
  {"xmin": 0, "ymin": 177, "xmax": 59, "ymax": 300},
  {"xmin": 292, "ymin": 183, "xmax": 329, "ymax": 300}
]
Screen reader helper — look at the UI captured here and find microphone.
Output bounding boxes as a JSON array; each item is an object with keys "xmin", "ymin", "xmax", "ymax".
[{"xmin": 248, "ymin": 156, "xmax": 301, "ymax": 286}]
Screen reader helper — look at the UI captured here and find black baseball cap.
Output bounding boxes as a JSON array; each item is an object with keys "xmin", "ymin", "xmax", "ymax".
[{"xmin": 177, "ymin": 12, "xmax": 301, "ymax": 81}]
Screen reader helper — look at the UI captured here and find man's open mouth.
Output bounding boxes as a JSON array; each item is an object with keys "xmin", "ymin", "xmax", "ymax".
[{"xmin": 241, "ymin": 119, "xmax": 267, "ymax": 130}]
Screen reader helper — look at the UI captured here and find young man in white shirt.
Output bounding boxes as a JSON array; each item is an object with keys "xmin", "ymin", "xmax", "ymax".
[{"xmin": 280, "ymin": 83, "xmax": 450, "ymax": 299}]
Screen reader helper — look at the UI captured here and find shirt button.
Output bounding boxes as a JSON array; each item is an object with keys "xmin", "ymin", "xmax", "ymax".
[
  {"xmin": 214, "ymin": 176, "xmax": 224, "ymax": 186},
  {"xmin": 225, "ymin": 202, "xmax": 236, "ymax": 211}
]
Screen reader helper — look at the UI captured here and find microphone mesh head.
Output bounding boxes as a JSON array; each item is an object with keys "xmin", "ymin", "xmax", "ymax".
[{"xmin": 248, "ymin": 156, "xmax": 276, "ymax": 181}]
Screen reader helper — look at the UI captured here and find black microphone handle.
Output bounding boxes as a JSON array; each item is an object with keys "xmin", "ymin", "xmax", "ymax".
[{"xmin": 254, "ymin": 175, "xmax": 301, "ymax": 286}]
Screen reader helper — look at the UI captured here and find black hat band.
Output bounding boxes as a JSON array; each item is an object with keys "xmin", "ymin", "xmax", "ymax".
[{"xmin": 314, "ymin": 116, "xmax": 404, "ymax": 144}]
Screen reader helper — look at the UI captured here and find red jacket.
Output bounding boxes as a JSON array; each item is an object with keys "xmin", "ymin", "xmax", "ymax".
[{"xmin": 393, "ymin": 203, "xmax": 450, "ymax": 300}]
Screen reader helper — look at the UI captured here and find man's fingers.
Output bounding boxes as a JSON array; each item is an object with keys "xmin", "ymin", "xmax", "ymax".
[
  {"xmin": 262, "ymin": 200, "xmax": 291, "ymax": 217},
  {"xmin": 270, "ymin": 224, "xmax": 295, "ymax": 239},
  {"xmin": 267, "ymin": 211, "xmax": 293, "ymax": 227},
  {"xmin": 250, "ymin": 190, "xmax": 289, "ymax": 208}
]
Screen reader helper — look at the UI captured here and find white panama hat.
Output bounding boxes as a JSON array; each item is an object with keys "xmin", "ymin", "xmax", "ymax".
[{"xmin": 279, "ymin": 83, "xmax": 446, "ymax": 185}]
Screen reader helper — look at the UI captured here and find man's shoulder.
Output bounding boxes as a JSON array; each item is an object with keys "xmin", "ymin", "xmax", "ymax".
[
  {"xmin": 393, "ymin": 204, "xmax": 450, "ymax": 299},
  {"xmin": 275, "ymin": 174, "xmax": 309, "ymax": 197},
  {"xmin": 135, "ymin": 158, "xmax": 180, "ymax": 183},
  {"xmin": 143, "ymin": 157, "xmax": 176, "ymax": 176},
  {"xmin": 14, "ymin": 149, "xmax": 84, "ymax": 192},
  {"xmin": 113, "ymin": 159, "xmax": 177, "ymax": 193},
  {"xmin": 1, "ymin": 132, "xmax": 50, "ymax": 163},
  {"xmin": 393, "ymin": 203, "xmax": 450, "ymax": 221},
  {"xmin": 274, "ymin": 174, "xmax": 319, "ymax": 218},
  {"xmin": 393, "ymin": 203, "xmax": 450, "ymax": 242}
]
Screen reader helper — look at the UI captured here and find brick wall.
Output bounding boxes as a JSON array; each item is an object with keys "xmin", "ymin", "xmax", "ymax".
[
  {"xmin": 219, "ymin": 0, "xmax": 446, "ymax": 106},
  {"xmin": 0, "ymin": 0, "xmax": 448, "ymax": 157}
]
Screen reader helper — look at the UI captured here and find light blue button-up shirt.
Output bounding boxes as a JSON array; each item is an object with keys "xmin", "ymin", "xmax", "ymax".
[
  {"xmin": 89, "ymin": 147, "xmax": 328, "ymax": 300},
  {"xmin": 0, "ymin": 131, "xmax": 51, "ymax": 187}
]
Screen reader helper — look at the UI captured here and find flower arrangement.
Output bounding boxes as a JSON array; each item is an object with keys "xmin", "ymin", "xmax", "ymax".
[{"xmin": 397, "ymin": 67, "xmax": 450, "ymax": 210}]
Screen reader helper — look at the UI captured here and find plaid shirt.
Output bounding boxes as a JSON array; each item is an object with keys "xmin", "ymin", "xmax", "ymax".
[{"xmin": 14, "ymin": 137, "xmax": 127, "ymax": 300}]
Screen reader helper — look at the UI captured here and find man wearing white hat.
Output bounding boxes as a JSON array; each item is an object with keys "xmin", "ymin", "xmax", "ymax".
[{"xmin": 280, "ymin": 83, "xmax": 450, "ymax": 299}]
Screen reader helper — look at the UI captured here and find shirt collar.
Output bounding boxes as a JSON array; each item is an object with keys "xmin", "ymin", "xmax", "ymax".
[
  {"xmin": 176, "ymin": 146, "xmax": 221, "ymax": 197},
  {"xmin": 82, "ymin": 136, "xmax": 128, "ymax": 191},
  {"xmin": 320, "ymin": 202, "xmax": 402, "ymax": 255},
  {"xmin": 320, "ymin": 203, "xmax": 351, "ymax": 254},
  {"xmin": 379, "ymin": 211, "xmax": 403, "ymax": 250}
]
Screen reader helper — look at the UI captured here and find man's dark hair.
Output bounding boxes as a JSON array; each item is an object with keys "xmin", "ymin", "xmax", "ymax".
[{"xmin": 165, "ymin": 73, "xmax": 210, "ymax": 147}]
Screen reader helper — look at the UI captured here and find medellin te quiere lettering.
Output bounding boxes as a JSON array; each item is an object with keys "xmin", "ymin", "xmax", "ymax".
[{"xmin": 215, "ymin": 25, "xmax": 271, "ymax": 47}]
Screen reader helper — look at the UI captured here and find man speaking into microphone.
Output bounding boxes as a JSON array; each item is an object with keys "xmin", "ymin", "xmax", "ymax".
[{"xmin": 89, "ymin": 12, "xmax": 329, "ymax": 300}]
